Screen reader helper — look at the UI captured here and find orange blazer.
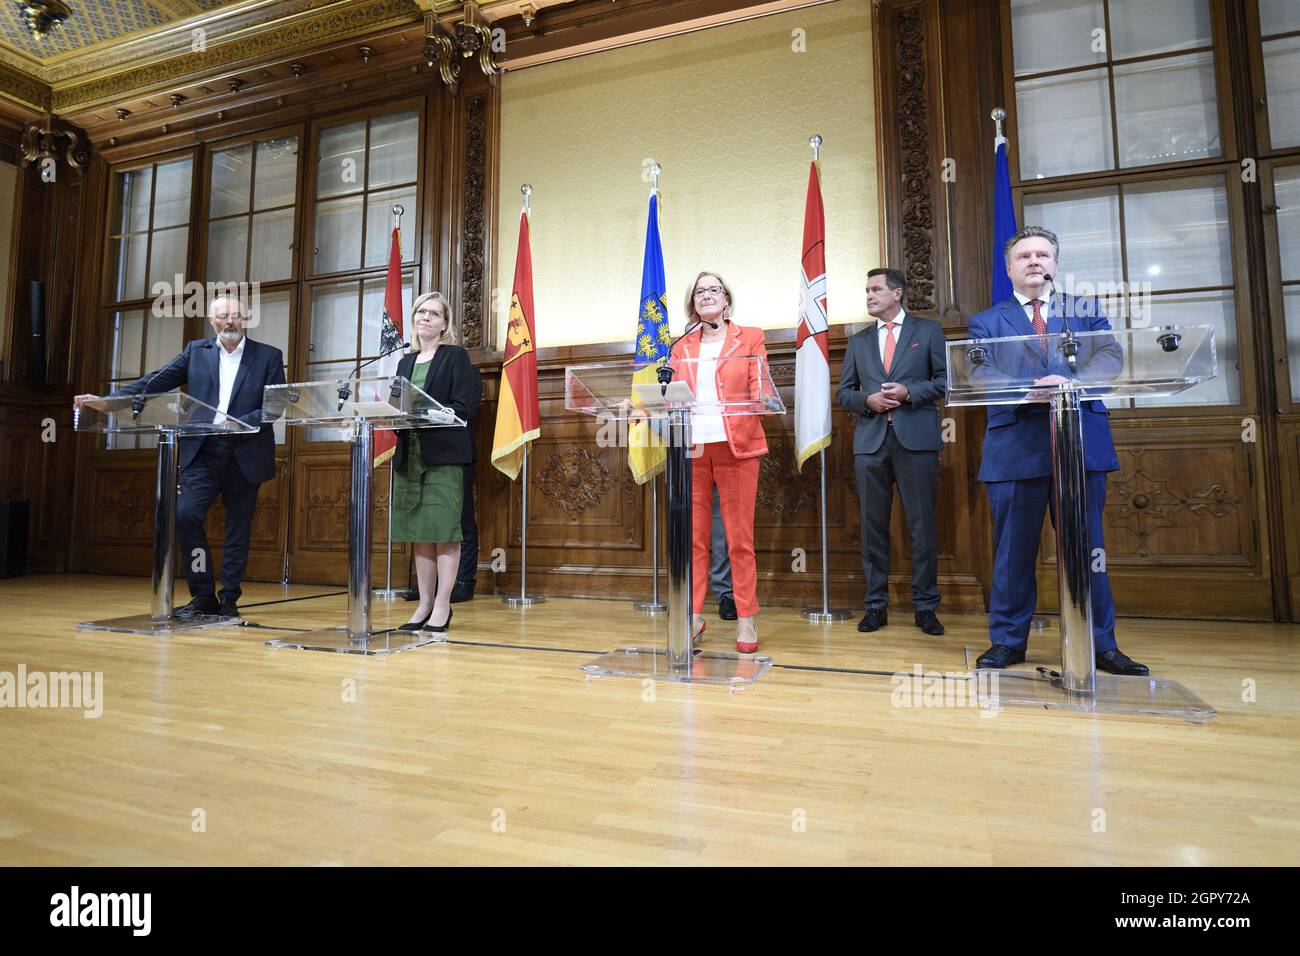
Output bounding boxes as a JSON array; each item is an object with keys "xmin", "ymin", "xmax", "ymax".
[{"xmin": 669, "ymin": 320, "xmax": 770, "ymax": 459}]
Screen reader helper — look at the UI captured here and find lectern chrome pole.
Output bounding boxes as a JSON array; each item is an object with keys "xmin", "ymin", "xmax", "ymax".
[
  {"xmin": 635, "ymin": 472, "xmax": 667, "ymax": 612},
  {"xmin": 802, "ymin": 448, "xmax": 853, "ymax": 622},
  {"xmin": 1050, "ymin": 390, "xmax": 1095, "ymax": 696},
  {"xmin": 347, "ymin": 418, "xmax": 374, "ymax": 640},
  {"xmin": 150, "ymin": 431, "xmax": 180, "ymax": 623},
  {"xmin": 665, "ymin": 409, "xmax": 693, "ymax": 676}
]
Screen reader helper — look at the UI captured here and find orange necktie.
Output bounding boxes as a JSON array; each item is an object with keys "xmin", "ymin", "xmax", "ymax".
[{"xmin": 883, "ymin": 321, "xmax": 898, "ymax": 423}]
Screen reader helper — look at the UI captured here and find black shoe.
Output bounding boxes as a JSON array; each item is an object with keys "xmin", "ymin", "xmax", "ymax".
[
  {"xmin": 450, "ymin": 582, "xmax": 475, "ymax": 604},
  {"xmin": 857, "ymin": 608, "xmax": 888, "ymax": 632},
  {"xmin": 915, "ymin": 610, "xmax": 944, "ymax": 635},
  {"xmin": 425, "ymin": 607, "xmax": 452, "ymax": 633},
  {"xmin": 218, "ymin": 599, "xmax": 240, "ymax": 619},
  {"xmin": 401, "ymin": 588, "xmax": 420, "ymax": 602},
  {"xmin": 398, "ymin": 611, "xmax": 432, "ymax": 632},
  {"xmin": 976, "ymin": 645, "xmax": 1026, "ymax": 669},
  {"xmin": 1097, "ymin": 648, "xmax": 1149, "ymax": 676},
  {"xmin": 173, "ymin": 595, "xmax": 219, "ymax": 620},
  {"xmin": 717, "ymin": 594, "xmax": 737, "ymax": 621}
]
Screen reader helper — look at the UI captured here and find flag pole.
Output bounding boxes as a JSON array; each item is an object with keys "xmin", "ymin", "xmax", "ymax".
[
  {"xmin": 634, "ymin": 167, "xmax": 668, "ymax": 614},
  {"xmin": 504, "ymin": 184, "xmax": 545, "ymax": 609},
  {"xmin": 375, "ymin": 202, "xmax": 406, "ymax": 601},
  {"xmin": 800, "ymin": 135, "xmax": 851, "ymax": 623}
]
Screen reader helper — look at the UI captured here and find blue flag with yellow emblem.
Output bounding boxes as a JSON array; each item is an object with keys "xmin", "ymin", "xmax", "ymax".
[{"xmin": 628, "ymin": 191, "xmax": 670, "ymax": 484}]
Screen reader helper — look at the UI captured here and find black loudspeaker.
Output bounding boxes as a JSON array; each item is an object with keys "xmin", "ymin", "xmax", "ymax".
[
  {"xmin": 0, "ymin": 500, "xmax": 29, "ymax": 578},
  {"xmin": 30, "ymin": 280, "xmax": 46, "ymax": 389}
]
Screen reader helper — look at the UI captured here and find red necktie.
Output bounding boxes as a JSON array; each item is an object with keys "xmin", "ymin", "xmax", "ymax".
[{"xmin": 1030, "ymin": 298, "xmax": 1048, "ymax": 355}]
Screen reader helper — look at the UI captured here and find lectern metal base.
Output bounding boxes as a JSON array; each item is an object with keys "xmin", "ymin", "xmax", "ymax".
[
  {"xmin": 633, "ymin": 600, "xmax": 667, "ymax": 613},
  {"xmin": 581, "ymin": 646, "xmax": 774, "ymax": 688},
  {"xmin": 502, "ymin": 594, "xmax": 545, "ymax": 608},
  {"xmin": 801, "ymin": 607, "xmax": 855, "ymax": 622},
  {"xmin": 371, "ymin": 588, "xmax": 405, "ymax": 602},
  {"xmin": 961, "ymin": 646, "xmax": 1215, "ymax": 721},
  {"xmin": 265, "ymin": 626, "xmax": 448, "ymax": 656},
  {"xmin": 77, "ymin": 613, "xmax": 238, "ymax": 637}
]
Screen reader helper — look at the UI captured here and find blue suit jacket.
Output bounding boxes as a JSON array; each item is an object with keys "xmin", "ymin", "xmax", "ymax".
[
  {"xmin": 114, "ymin": 337, "xmax": 286, "ymax": 485},
  {"xmin": 967, "ymin": 294, "xmax": 1120, "ymax": 482}
]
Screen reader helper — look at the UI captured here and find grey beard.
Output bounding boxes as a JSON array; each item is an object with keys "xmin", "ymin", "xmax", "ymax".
[{"xmin": 218, "ymin": 329, "xmax": 243, "ymax": 344}]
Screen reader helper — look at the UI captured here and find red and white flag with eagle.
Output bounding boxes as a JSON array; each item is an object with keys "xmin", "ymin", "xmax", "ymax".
[{"xmin": 795, "ymin": 160, "xmax": 831, "ymax": 471}]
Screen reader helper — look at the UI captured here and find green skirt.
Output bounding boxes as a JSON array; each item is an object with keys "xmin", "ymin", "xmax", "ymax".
[{"xmin": 391, "ymin": 457, "xmax": 463, "ymax": 543}]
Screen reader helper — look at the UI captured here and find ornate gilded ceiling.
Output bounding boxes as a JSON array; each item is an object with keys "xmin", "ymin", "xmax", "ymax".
[
  {"xmin": 1, "ymin": 2, "xmax": 243, "ymax": 61},
  {"xmin": 0, "ymin": 0, "xmax": 579, "ymax": 116}
]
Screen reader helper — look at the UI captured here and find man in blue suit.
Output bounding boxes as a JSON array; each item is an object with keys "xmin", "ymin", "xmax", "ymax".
[
  {"xmin": 76, "ymin": 294, "xmax": 286, "ymax": 620},
  {"xmin": 968, "ymin": 226, "xmax": 1147, "ymax": 675}
]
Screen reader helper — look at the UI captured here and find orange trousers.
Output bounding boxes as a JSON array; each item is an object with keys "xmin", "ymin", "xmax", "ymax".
[{"xmin": 692, "ymin": 441, "xmax": 760, "ymax": 617}]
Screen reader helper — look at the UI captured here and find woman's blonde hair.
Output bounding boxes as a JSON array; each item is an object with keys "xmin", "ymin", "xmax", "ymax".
[
  {"xmin": 684, "ymin": 270, "xmax": 735, "ymax": 322},
  {"xmin": 409, "ymin": 291, "xmax": 457, "ymax": 349}
]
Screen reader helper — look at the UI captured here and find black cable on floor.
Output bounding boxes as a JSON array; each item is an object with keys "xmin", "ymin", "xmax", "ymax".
[
  {"xmin": 234, "ymin": 621, "xmax": 315, "ymax": 633},
  {"xmin": 240, "ymin": 591, "xmax": 347, "ymax": 609},
  {"xmin": 446, "ymin": 639, "xmax": 595, "ymax": 655}
]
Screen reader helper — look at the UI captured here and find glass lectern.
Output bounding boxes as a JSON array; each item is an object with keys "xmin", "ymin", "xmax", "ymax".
[
  {"xmin": 565, "ymin": 355, "xmax": 784, "ymax": 687},
  {"xmin": 261, "ymin": 374, "xmax": 465, "ymax": 655},
  {"xmin": 74, "ymin": 391, "xmax": 258, "ymax": 635},
  {"xmin": 948, "ymin": 324, "xmax": 1218, "ymax": 720}
]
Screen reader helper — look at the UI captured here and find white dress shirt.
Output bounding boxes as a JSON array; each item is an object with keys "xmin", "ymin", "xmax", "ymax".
[
  {"xmin": 214, "ymin": 335, "xmax": 246, "ymax": 424},
  {"xmin": 691, "ymin": 336, "xmax": 727, "ymax": 444}
]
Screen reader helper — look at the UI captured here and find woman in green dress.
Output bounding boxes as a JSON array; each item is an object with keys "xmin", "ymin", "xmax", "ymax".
[{"xmin": 391, "ymin": 292, "xmax": 482, "ymax": 632}]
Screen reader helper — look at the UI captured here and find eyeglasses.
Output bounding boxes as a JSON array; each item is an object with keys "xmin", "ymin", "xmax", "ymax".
[
  {"xmin": 414, "ymin": 308, "xmax": 444, "ymax": 318},
  {"xmin": 693, "ymin": 286, "xmax": 725, "ymax": 299}
]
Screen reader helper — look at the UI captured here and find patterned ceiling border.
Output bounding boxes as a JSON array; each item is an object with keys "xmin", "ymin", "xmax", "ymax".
[
  {"xmin": 46, "ymin": 0, "xmax": 419, "ymax": 112},
  {"xmin": 0, "ymin": 59, "xmax": 50, "ymax": 112}
]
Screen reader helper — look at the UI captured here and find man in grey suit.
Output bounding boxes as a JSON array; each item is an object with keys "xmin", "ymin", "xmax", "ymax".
[{"xmin": 836, "ymin": 268, "xmax": 948, "ymax": 635}]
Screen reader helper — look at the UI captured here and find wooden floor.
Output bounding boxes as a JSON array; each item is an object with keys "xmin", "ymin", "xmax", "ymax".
[{"xmin": 1, "ymin": 573, "xmax": 1298, "ymax": 866}]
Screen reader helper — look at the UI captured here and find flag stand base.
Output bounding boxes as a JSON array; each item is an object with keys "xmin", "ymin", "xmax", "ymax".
[{"xmin": 801, "ymin": 607, "xmax": 854, "ymax": 622}]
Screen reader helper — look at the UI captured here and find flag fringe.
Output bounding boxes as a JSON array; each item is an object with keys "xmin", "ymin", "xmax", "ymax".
[
  {"xmin": 795, "ymin": 432, "xmax": 832, "ymax": 473},
  {"xmin": 490, "ymin": 428, "xmax": 540, "ymax": 481}
]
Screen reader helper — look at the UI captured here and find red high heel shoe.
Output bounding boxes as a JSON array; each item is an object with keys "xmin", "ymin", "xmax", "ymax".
[{"xmin": 736, "ymin": 618, "xmax": 758, "ymax": 654}]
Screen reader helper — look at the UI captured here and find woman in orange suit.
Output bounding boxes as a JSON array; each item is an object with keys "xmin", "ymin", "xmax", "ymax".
[{"xmin": 669, "ymin": 271, "xmax": 769, "ymax": 653}]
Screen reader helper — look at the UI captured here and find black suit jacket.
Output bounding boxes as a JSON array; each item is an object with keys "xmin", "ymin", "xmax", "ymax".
[
  {"xmin": 114, "ymin": 336, "xmax": 286, "ymax": 484},
  {"xmin": 392, "ymin": 346, "xmax": 482, "ymax": 469},
  {"xmin": 836, "ymin": 314, "xmax": 947, "ymax": 454}
]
